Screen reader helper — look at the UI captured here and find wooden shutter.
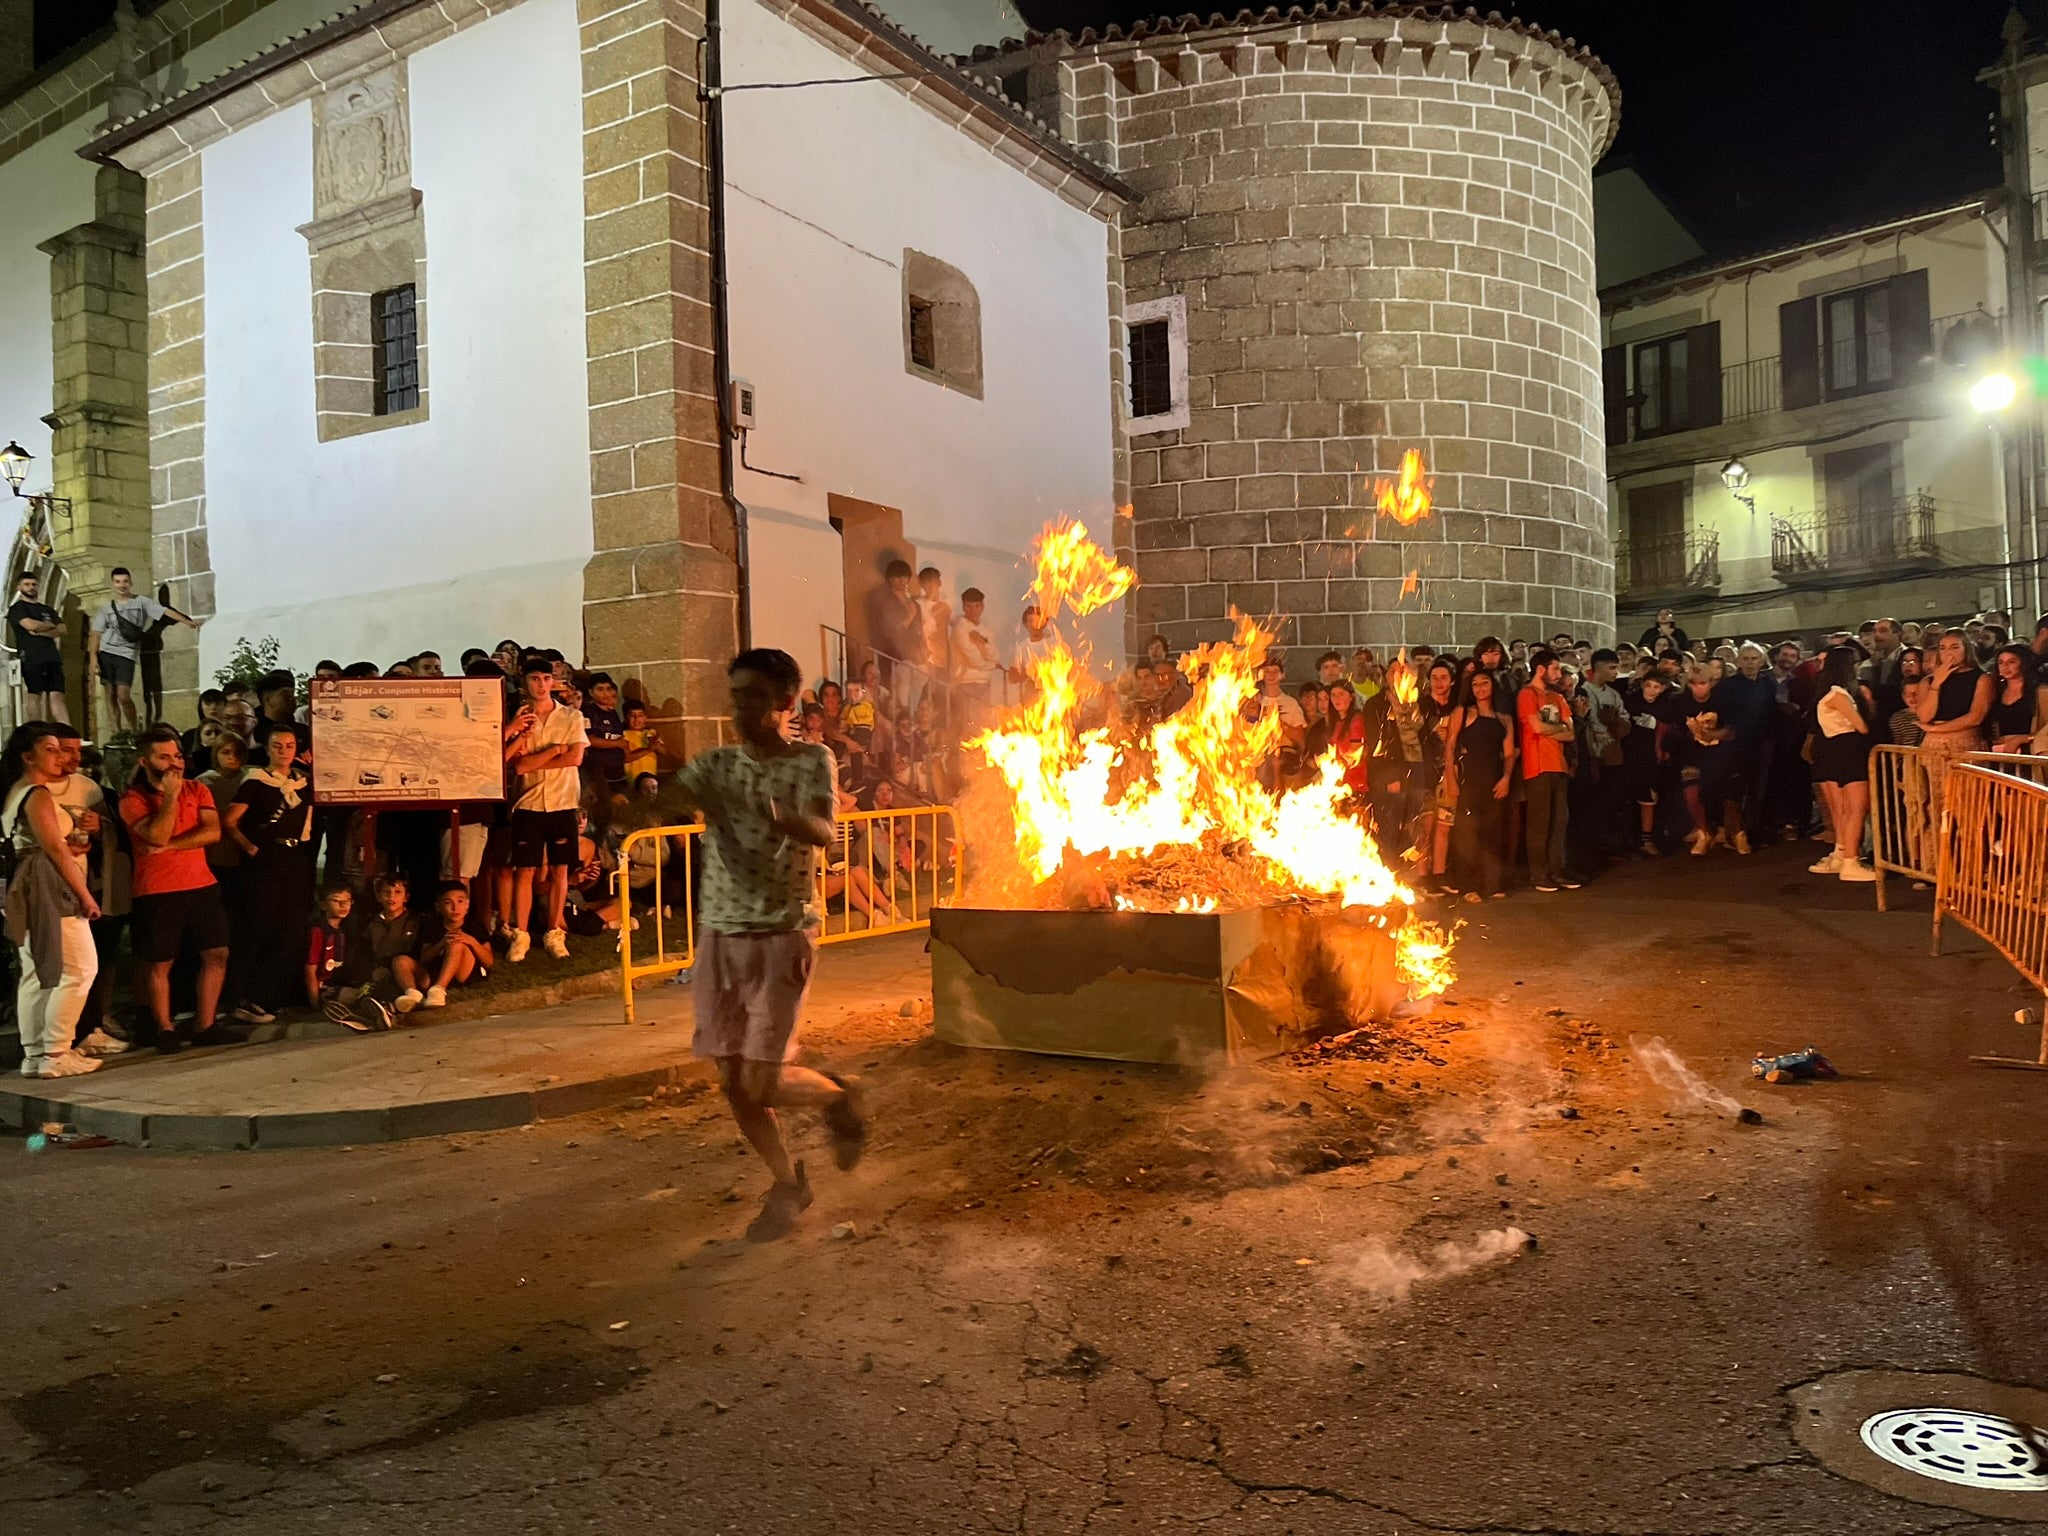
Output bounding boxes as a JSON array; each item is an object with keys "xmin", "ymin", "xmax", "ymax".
[
  {"xmin": 1684, "ymin": 321, "xmax": 1721, "ymax": 428},
  {"xmin": 1602, "ymin": 343, "xmax": 1628, "ymax": 446},
  {"xmin": 1889, "ymin": 268, "xmax": 1932, "ymax": 383},
  {"xmin": 1779, "ymin": 298, "xmax": 1820, "ymax": 410}
]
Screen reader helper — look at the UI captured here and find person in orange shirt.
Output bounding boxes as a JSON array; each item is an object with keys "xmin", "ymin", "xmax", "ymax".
[{"xmin": 1516, "ymin": 648, "xmax": 1578, "ymax": 893}]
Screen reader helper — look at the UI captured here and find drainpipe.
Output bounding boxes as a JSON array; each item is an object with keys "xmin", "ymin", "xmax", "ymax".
[{"xmin": 702, "ymin": 0, "xmax": 751, "ymax": 650}]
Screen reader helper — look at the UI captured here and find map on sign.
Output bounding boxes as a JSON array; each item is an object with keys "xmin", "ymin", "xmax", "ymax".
[{"xmin": 308, "ymin": 678, "xmax": 504, "ymax": 805}]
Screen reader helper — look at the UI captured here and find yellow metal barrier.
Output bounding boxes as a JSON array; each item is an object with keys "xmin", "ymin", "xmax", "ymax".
[
  {"xmin": 1869, "ymin": 744, "xmax": 1935, "ymax": 911},
  {"xmin": 616, "ymin": 822, "xmax": 703, "ymax": 1022},
  {"xmin": 1935, "ymin": 752, "xmax": 2048, "ymax": 1068},
  {"xmin": 616, "ymin": 804, "xmax": 963, "ymax": 1022}
]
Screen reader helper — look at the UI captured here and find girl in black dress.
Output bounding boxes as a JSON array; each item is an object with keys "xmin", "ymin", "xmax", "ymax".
[
  {"xmin": 1986, "ymin": 644, "xmax": 2043, "ymax": 754},
  {"xmin": 1445, "ymin": 668, "xmax": 1515, "ymax": 901},
  {"xmin": 222, "ymin": 721, "xmax": 315, "ymax": 1021}
]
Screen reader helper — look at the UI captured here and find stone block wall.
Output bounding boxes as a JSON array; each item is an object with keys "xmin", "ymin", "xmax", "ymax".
[{"xmin": 1016, "ymin": 14, "xmax": 1619, "ymax": 660}]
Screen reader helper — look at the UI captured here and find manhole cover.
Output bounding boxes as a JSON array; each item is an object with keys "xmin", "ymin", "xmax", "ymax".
[{"xmin": 1859, "ymin": 1409, "xmax": 2048, "ymax": 1492}]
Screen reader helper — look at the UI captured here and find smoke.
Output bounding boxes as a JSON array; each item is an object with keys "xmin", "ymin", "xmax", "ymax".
[
  {"xmin": 1631, "ymin": 1035, "xmax": 1745, "ymax": 1117},
  {"xmin": 1338, "ymin": 1226, "xmax": 1533, "ymax": 1304}
]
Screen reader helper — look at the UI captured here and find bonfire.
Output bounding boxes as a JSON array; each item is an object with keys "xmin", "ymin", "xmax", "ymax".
[{"xmin": 960, "ymin": 519, "xmax": 1454, "ymax": 1002}]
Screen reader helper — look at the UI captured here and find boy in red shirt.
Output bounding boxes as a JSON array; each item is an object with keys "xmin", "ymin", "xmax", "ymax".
[
  {"xmin": 1516, "ymin": 648, "xmax": 1579, "ymax": 894},
  {"xmin": 119, "ymin": 726, "xmax": 233, "ymax": 1052}
]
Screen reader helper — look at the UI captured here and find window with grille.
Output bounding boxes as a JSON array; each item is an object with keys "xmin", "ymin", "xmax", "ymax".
[
  {"xmin": 373, "ymin": 284, "xmax": 420, "ymax": 415},
  {"xmin": 907, "ymin": 296, "xmax": 937, "ymax": 372},
  {"xmin": 1123, "ymin": 295, "xmax": 1188, "ymax": 433},
  {"xmin": 1129, "ymin": 319, "xmax": 1173, "ymax": 420}
]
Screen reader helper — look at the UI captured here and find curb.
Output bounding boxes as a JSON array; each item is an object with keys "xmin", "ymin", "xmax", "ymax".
[{"xmin": 0, "ymin": 1060, "xmax": 701, "ymax": 1151}]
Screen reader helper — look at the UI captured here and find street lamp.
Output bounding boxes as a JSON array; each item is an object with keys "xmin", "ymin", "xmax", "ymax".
[
  {"xmin": 1719, "ymin": 456, "xmax": 1757, "ymax": 515},
  {"xmin": 1970, "ymin": 370, "xmax": 2020, "ymax": 415},
  {"xmin": 0, "ymin": 441, "xmax": 27, "ymax": 495}
]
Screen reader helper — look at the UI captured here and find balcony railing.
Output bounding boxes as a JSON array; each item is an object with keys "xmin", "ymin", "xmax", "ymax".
[
  {"xmin": 1769, "ymin": 494, "xmax": 1940, "ymax": 579},
  {"xmin": 1615, "ymin": 529, "xmax": 1720, "ymax": 600},
  {"xmin": 1614, "ymin": 309, "xmax": 2003, "ymax": 443}
]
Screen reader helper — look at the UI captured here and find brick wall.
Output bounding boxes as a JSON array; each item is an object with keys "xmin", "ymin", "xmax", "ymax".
[{"xmin": 1040, "ymin": 18, "xmax": 1618, "ymax": 661}]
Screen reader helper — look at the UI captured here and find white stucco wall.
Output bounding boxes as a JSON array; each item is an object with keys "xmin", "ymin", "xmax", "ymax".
[
  {"xmin": 199, "ymin": 0, "xmax": 590, "ymax": 676},
  {"xmin": 0, "ymin": 0, "xmax": 341, "ymax": 500},
  {"xmin": 723, "ymin": 0, "xmax": 1118, "ymax": 681}
]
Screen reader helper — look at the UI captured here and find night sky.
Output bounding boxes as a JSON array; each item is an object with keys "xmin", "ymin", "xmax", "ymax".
[{"xmin": 1016, "ymin": 0, "xmax": 2030, "ymax": 259}]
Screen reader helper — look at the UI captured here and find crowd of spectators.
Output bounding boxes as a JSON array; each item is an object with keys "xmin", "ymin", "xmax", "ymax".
[
  {"xmin": 2, "ymin": 639, "xmax": 677, "ymax": 1078},
  {"xmin": 1109, "ymin": 603, "xmax": 2048, "ymax": 904}
]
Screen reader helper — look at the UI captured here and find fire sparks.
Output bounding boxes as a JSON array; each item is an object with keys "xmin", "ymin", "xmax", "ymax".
[
  {"xmin": 1399, "ymin": 569, "xmax": 1420, "ymax": 599},
  {"xmin": 1374, "ymin": 449, "xmax": 1433, "ymax": 526},
  {"xmin": 969, "ymin": 523, "xmax": 1453, "ymax": 1012}
]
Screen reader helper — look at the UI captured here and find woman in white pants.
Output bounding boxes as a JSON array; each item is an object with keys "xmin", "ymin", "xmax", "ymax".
[{"xmin": 4, "ymin": 723, "xmax": 102, "ymax": 1078}]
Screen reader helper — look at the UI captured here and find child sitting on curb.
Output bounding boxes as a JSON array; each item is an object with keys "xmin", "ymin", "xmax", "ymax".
[{"xmin": 406, "ymin": 880, "xmax": 493, "ymax": 1009}]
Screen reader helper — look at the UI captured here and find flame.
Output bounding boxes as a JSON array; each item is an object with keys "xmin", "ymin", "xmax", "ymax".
[
  {"xmin": 1375, "ymin": 449, "xmax": 1433, "ymax": 526},
  {"xmin": 1115, "ymin": 502, "xmax": 1135, "ymax": 519},
  {"xmin": 1387, "ymin": 650, "xmax": 1419, "ymax": 707},
  {"xmin": 1394, "ymin": 915, "xmax": 1455, "ymax": 999},
  {"xmin": 1399, "ymin": 569, "xmax": 1420, "ymax": 599},
  {"xmin": 970, "ymin": 524, "xmax": 1453, "ymax": 986}
]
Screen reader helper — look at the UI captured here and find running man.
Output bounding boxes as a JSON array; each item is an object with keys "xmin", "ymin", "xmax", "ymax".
[{"xmin": 656, "ymin": 647, "xmax": 867, "ymax": 1241}]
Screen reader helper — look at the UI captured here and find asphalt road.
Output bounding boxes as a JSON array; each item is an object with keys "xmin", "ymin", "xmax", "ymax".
[{"xmin": 5, "ymin": 842, "xmax": 2048, "ymax": 1535}]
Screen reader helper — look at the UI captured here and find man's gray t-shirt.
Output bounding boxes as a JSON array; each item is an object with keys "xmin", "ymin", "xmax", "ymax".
[
  {"xmin": 675, "ymin": 743, "xmax": 836, "ymax": 934},
  {"xmin": 91, "ymin": 595, "xmax": 166, "ymax": 661}
]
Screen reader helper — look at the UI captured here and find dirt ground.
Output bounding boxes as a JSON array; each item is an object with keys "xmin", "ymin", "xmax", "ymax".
[{"xmin": 4, "ymin": 843, "xmax": 2048, "ymax": 1534}]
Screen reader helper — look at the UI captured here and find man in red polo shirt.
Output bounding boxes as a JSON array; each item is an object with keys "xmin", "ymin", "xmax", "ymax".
[
  {"xmin": 1517, "ymin": 647, "xmax": 1579, "ymax": 894},
  {"xmin": 119, "ymin": 725, "xmax": 233, "ymax": 1052}
]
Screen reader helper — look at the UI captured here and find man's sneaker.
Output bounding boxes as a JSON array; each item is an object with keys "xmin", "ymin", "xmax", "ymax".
[
  {"xmin": 358, "ymin": 997, "xmax": 395, "ymax": 1031},
  {"xmin": 1559, "ymin": 877, "xmax": 1583, "ymax": 890},
  {"xmin": 423, "ymin": 985, "xmax": 448, "ymax": 1009},
  {"xmin": 394, "ymin": 988, "xmax": 425, "ymax": 1014},
  {"xmin": 1838, "ymin": 857, "xmax": 1878, "ymax": 883},
  {"xmin": 27, "ymin": 1051, "xmax": 102, "ymax": 1079},
  {"xmin": 230, "ymin": 1002, "xmax": 276, "ymax": 1025},
  {"xmin": 745, "ymin": 1162, "xmax": 814, "ymax": 1242},
  {"xmin": 541, "ymin": 928, "xmax": 570, "ymax": 960},
  {"xmin": 325, "ymin": 999, "xmax": 373, "ymax": 1032},
  {"xmin": 1533, "ymin": 882, "xmax": 1560, "ymax": 893},
  {"xmin": 77, "ymin": 1028, "xmax": 130, "ymax": 1057},
  {"xmin": 1809, "ymin": 851, "xmax": 1842, "ymax": 875},
  {"xmin": 822, "ymin": 1073, "xmax": 868, "ymax": 1170},
  {"xmin": 506, "ymin": 929, "xmax": 531, "ymax": 963},
  {"xmin": 1733, "ymin": 830, "xmax": 1753, "ymax": 856},
  {"xmin": 1638, "ymin": 838, "xmax": 1660, "ymax": 858}
]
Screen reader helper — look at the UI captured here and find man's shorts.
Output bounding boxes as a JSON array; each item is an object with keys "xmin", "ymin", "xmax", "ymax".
[
  {"xmin": 692, "ymin": 928, "xmax": 816, "ymax": 1063},
  {"xmin": 131, "ymin": 886, "xmax": 231, "ymax": 963},
  {"xmin": 507, "ymin": 807, "xmax": 577, "ymax": 869},
  {"xmin": 21, "ymin": 656, "xmax": 63, "ymax": 695},
  {"xmin": 442, "ymin": 822, "xmax": 488, "ymax": 880},
  {"xmin": 98, "ymin": 652, "xmax": 136, "ymax": 688}
]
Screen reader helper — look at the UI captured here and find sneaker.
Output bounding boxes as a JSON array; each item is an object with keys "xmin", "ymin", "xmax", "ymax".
[
  {"xmin": 1559, "ymin": 877, "xmax": 1583, "ymax": 890},
  {"xmin": 1688, "ymin": 830, "xmax": 1711, "ymax": 856},
  {"xmin": 1808, "ymin": 851, "xmax": 1842, "ymax": 875},
  {"xmin": 27, "ymin": 1051, "xmax": 102, "ymax": 1079},
  {"xmin": 506, "ymin": 929, "xmax": 531, "ymax": 963},
  {"xmin": 1838, "ymin": 858, "xmax": 1878, "ymax": 883},
  {"xmin": 77, "ymin": 1028, "xmax": 130, "ymax": 1057},
  {"xmin": 1733, "ymin": 831, "xmax": 1752, "ymax": 856},
  {"xmin": 394, "ymin": 988, "xmax": 424, "ymax": 1014},
  {"xmin": 154, "ymin": 1030, "xmax": 185, "ymax": 1056},
  {"xmin": 1638, "ymin": 838, "xmax": 1659, "ymax": 857},
  {"xmin": 1533, "ymin": 882, "xmax": 1560, "ymax": 893},
  {"xmin": 358, "ymin": 997, "xmax": 394, "ymax": 1031},
  {"xmin": 745, "ymin": 1161, "xmax": 814, "ymax": 1242},
  {"xmin": 424, "ymin": 985, "xmax": 448, "ymax": 1009},
  {"xmin": 541, "ymin": 928, "xmax": 569, "ymax": 960},
  {"xmin": 325, "ymin": 1000, "xmax": 373, "ymax": 1032},
  {"xmin": 230, "ymin": 1002, "xmax": 276, "ymax": 1025},
  {"xmin": 822, "ymin": 1074, "xmax": 868, "ymax": 1170}
]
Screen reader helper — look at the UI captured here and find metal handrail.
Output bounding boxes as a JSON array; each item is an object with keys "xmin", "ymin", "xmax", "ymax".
[
  {"xmin": 1770, "ymin": 494, "xmax": 1940, "ymax": 575},
  {"xmin": 1614, "ymin": 529, "xmax": 1719, "ymax": 597},
  {"xmin": 615, "ymin": 804, "xmax": 963, "ymax": 1022}
]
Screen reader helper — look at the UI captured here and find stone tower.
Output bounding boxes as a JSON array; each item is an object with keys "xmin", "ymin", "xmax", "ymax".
[{"xmin": 979, "ymin": 5, "xmax": 1619, "ymax": 654}]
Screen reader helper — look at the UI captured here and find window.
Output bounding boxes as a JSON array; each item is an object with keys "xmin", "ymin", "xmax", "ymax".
[
  {"xmin": 1631, "ymin": 333, "xmax": 1690, "ymax": 436},
  {"xmin": 373, "ymin": 284, "xmax": 420, "ymax": 415},
  {"xmin": 907, "ymin": 297, "xmax": 936, "ymax": 372},
  {"xmin": 902, "ymin": 251, "xmax": 982, "ymax": 398},
  {"xmin": 1624, "ymin": 481, "xmax": 1686, "ymax": 591},
  {"xmin": 1823, "ymin": 281, "xmax": 1892, "ymax": 397},
  {"xmin": 1124, "ymin": 294, "xmax": 1189, "ymax": 433}
]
